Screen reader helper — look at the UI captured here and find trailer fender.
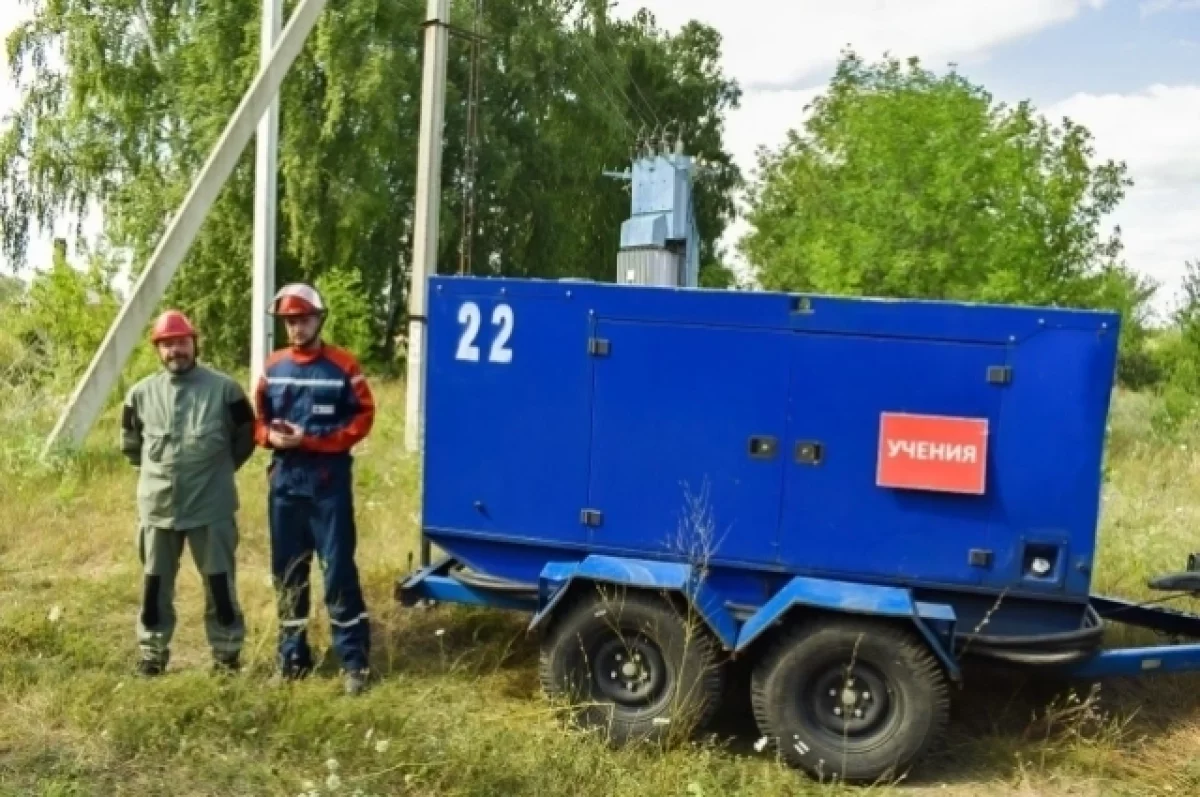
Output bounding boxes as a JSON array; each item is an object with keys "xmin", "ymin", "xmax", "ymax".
[
  {"xmin": 735, "ymin": 575, "xmax": 962, "ymax": 681},
  {"xmin": 528, "ymin": 555, "xmax": 740, "ymax": 651}
]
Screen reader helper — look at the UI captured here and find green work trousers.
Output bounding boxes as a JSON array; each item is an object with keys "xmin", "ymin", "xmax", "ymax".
[{"xmin": 136, "ymin": 519, "xmax": 245, "ymax": 664}]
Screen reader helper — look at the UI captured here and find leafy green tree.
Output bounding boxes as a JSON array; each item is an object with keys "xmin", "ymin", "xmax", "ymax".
[
  {"xmin": 1171, "ymin": 259, "xmax": 1200, "ymax": 333},
  {"xmin": 1, "ymin": 240, "xmax": 157, "ymax": 392},
  {"xmin": 739, "ymin": 51, "xmax": 1154, "ymax": 379},
  {"xmin": 1152, "ymin": 259, "xmax": 1200, "ymax": 432},
  {"xmin": 314, "ymin": 265, "xmax": 376, "ymax": 363},
  {"xmin": 0, "ymin": 274, "xmax": 22, "ymax": 304},
  {"xmin": 1, "ymin": 0, "xmax": 741, "ymax": 370}
]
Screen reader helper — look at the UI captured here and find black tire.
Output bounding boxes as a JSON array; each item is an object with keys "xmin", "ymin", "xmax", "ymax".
[
  {"xmin": 751, "ymin": 616, "xmax": 950, "ymax": 784},
  {"xmin": 538, "ymin": 586, "xmax": 724, "ymax": 747}
]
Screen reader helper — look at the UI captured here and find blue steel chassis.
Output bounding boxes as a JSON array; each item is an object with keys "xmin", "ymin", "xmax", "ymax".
[{"xmin": 395, "ymin": 552, "xmax": 1200, "ymax": 682}]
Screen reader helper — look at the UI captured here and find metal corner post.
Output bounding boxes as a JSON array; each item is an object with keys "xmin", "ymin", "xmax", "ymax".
[
  {"xmin": 404, "ymin": 0, "xmax": 451, "ymax": 455},
  {"xmin": 251, "ymin": 0, "xmax": 282, "ymax": 392}
]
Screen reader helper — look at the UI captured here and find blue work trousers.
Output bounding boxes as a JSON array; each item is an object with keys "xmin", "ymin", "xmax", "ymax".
[{"xmin": 268, "ymin": 454, "xmax": 370, "ymax": 673}]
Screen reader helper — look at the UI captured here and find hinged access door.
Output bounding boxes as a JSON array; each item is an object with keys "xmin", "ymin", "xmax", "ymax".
[
  {"xmin": 779, "ymin": 334, "xmax": 1006, "ymax": 588},
  {"xmin": 585, "ymin": 318, "xmax": 791, "ymax": 564}
]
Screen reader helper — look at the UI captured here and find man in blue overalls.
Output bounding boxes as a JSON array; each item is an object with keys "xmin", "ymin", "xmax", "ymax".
[{"xmin": 253, "ymin": 283, "xmax": 376, "ymax": 695}]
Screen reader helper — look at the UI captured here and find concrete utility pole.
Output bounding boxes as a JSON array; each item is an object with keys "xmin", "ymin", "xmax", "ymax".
[
  {"xmin": 41, "ymin": 0, "xmax": 331, "ymax": 459},
  {"xmin": 404, "ymin": 0, "xmax": 451, "ymax": 454},
  {"xmin": 251, "ymin": 0, "xmax": 282, "ymax": 391}
]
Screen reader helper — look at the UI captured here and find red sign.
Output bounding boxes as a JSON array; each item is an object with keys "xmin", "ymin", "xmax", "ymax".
[{"xmin": 876, "ymin": 412, "xmax": 989, "ymax": 495}]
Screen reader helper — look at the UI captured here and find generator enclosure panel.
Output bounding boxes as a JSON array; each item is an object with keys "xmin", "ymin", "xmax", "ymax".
[{"xmin": 420, "ymin": 277, "xmax": 1120, "ymax": 613}]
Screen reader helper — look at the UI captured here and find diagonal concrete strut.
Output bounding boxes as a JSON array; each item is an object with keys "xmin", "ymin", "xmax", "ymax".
[{"xmin": 40, "ymin": 0, "xmax": 331, "ymax": 460}]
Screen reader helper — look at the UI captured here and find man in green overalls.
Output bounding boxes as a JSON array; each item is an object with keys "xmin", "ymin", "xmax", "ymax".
[{"xmin": 120, "ymin": 309, "xmax": 257, "ymax": 676}]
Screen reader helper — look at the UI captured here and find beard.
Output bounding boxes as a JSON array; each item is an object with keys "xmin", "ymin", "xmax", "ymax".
[{"xmin": 162, "ymin": 352, "xmax": 195, "ymax": 373}]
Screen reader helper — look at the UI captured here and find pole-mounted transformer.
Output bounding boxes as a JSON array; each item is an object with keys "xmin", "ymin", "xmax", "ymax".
[{"xmin": 604, "ymin": 129, "xmax": 701, "ymax": 289}]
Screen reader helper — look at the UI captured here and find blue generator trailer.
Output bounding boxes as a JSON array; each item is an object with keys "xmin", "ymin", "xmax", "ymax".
[{"xmin": 396, "ymin": 275, "xmax": 1200, "ymax": 783}]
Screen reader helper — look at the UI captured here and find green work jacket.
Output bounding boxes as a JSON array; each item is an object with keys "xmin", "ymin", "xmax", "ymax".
[{"xmin": 120, "ymin": 364, "xmax": 256, "ymax": 530}]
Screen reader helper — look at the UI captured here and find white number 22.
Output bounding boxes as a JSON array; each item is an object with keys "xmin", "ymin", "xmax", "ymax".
[{"xmin": 456, "ymin": 301, "xmax": 514, "ymax": 364}]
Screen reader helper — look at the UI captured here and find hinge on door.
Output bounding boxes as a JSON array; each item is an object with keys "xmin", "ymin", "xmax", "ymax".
[
  {"xmin": 987, "ymin": 365, "xmax": 1012, "ymax": 385},
  {"xmin": 588, "ymin": 338, "xmax": 611, "ymax": 357},
  {"xmin": 580, "ymin": 509, "xmax": 603, "ymax": 527}
]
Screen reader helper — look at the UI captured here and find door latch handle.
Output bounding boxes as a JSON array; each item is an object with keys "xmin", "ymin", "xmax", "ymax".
[
  {"xmin": 747, "ymin": 435, "xmax": 778, "ymax": 459},
  {"xmin": 795, "ymin": 440, "xmax": 823, "ymax": 465}
]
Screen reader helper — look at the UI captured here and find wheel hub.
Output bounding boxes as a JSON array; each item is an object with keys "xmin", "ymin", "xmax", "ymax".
[
  {"xmin": 807, "ymin": 664, "xmax": 891, "ymax": 738},
  {"xmin": 593, "ymin": 634, "xmax": 667, "ymax": 707}
]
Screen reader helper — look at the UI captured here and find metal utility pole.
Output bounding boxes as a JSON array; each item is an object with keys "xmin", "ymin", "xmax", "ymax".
[
  {"xmin": 404, "ymin": 0, "xmax": 451, "ymax": 454},
  {"xmin": 40, "ymin": 0, "xmax": 330, "ymax": 459},
  {"xmin": 251, "ymin": 0, "xmax": 282, "ymax": 391}
]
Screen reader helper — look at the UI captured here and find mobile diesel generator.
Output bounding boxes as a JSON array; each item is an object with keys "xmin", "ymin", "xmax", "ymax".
[{"xmin": 396, "ymin": 275, "xmax": 1200, "ymax": 783}]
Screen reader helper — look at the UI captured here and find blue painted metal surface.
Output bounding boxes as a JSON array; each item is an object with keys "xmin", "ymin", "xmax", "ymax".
[
  {"xmin": 409, "ymin": 273, "xmax": 1200, "ymax": 686},
  {"xmin": 778, "ymin": 335, "xmax": 1004, "ymax": 588},
  {"xmin": 422, "ymin": 275, "xmax": 1119, "ymax": 613},
  {"xmin": 1063, "ymin": 643, "xmax": 1200, "ymax": 679},
  {"xmin": 528, "ymin": 555, "xmax": 740, "ymax": 650},
  {"xmin": 401, "ymin": 572, "xmax": 537, "ymax": 612},
  {"xmin": 394, "ymin": 555, "xmax": 537, "ymax": 612},
  {"xmin": 734, "ymin": 575, "xmax": 961, "ymax": 679},
  {"xmin": 586, "ymin": 320, "xmax": 792, "ymax": 565},
  {"xmin": 422, "ymin": 286, "xmax": 593, "ymax": 557}
]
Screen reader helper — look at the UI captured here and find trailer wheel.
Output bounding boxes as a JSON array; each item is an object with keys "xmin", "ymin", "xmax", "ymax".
[
  {"xmin": 538, "ymin": 587, "xmax": 724, "ymax": 747},
  {"xmin": 751, "ymin": 617, "xmax": 950, "ymax": 784}
]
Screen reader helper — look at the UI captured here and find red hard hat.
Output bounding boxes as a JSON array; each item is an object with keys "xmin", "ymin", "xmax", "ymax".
[
  {"xmin": 150, "ymin": 309, "xmax": 196, "ymax": 343},
  {"xmin": 270, "ymin": 283, "xmax": 326, "ymax": 317}
]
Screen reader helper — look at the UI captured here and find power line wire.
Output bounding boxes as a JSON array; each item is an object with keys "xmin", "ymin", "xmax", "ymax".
[
  {"xmin": 588, "ymin": 16, "xmax": 660, "ymax": 130},
  {"xmin": 572, "ymin": 40, "xmax": 641, "ymax": 138},
  {"xmin": 560, "ymin": 5, "xmax": 658, "ymax": 139},
  {"xmin": 577, "ymin": 23, "xmax": 655, "ymax": 132}
]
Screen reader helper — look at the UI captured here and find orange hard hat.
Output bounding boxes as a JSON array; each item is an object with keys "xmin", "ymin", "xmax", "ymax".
[
  {"xmin": 150, "ymin": 309, "xmax": 196, "ymax": 343},
  {"xmin": 269, "ymin": 283, "xmax": 326, "ymax": 317}
]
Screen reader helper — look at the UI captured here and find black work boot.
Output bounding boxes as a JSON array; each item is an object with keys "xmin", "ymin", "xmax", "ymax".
[
  {"xmin": 136, "ymin": 657, "xmax": 167, "ymax": 677},
  {"xmin": 343, "ymin": 668, "xmax": 370, "ymax": 696},
  {"xmin": 271, "ymin": 652, "xmax": 313, "ymax": 686}
]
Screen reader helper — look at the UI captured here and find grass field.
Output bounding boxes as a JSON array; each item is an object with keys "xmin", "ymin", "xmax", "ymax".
[{"xmin": 3, "ymin": 377, "xmax": 1200, "ymax": 796}]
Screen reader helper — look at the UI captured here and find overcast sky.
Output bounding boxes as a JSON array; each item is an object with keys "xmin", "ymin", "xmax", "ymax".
[{"xmin": 2, "ymin": 1, "xmax": 1198, "ymax": 315}]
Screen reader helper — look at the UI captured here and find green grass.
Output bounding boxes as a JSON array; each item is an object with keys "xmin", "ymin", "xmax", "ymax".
[{"xmin": 2, "ymin": 379, "xmax": 1200, "ymax": 796}]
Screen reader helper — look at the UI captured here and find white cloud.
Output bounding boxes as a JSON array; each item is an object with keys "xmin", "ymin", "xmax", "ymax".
[
  {"xmin": 1051, "ymin": 85, "xmax": 1200, "ymax": 191},
  {"xmin": 615, "ymin": 0, "xmax": 1106, "ymax": 91},
  {"xmin": 1049, "ymin": 85, "xmax": 1200, "ymax": 313},
  {"xmin": 722, "ymin": 86, "xmax": 824, "ymax": 183}
]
